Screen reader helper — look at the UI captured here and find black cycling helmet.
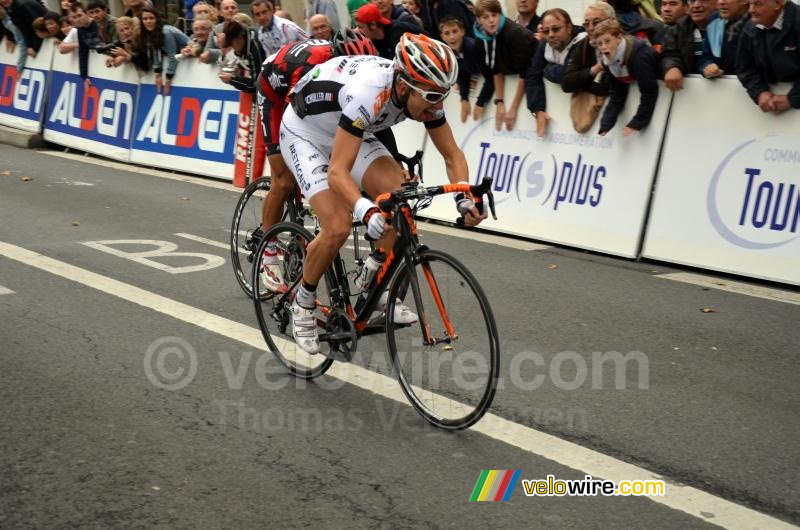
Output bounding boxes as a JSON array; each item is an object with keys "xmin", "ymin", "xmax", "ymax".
[{"xmin": 331, "ymin": 28, "xmax": 378, "ymax": 57}]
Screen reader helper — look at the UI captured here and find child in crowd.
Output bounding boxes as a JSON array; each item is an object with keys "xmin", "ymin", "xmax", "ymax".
[
  {"xmin": 439, "ymin": 16, "xmax": 494, "ymax": 122},
  {"xmin": 86, "ymin": 0, "xmax": 117, "ymax": 43},
  {"xmin": 592, "ymin": 18, "xmax": 659, "ymax": 136},
  {"xmin": 44, "ymin": 12, "xmax": 67, "ymax": 40},
  {"xmin": 472, "ymin": 0, "xmax": 536, "ymax": 131},
  {"xmin": 60, "ymin": 16, "xmax": 73, "ymax": 36},
  {"xmin": 59, "ymin": 4, "xmax": 99, "ymax": 86},
  {"xmin": 33, "ymin": 17, "xmax": 49, "ymax": 39}
]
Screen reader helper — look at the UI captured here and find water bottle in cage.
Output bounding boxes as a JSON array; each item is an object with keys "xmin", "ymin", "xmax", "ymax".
[{"xmin": 355, "ymin": 251, "xmax": 384, "ymax": 292}]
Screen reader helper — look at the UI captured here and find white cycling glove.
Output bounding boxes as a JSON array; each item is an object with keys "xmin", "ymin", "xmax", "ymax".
[
  {"xmin": 455, "ymin": 191, "xmax": 477, "ymax": 217},
  {"xmin": 354, "ymin": 197, "xmax": 386, "ymax": 240}
]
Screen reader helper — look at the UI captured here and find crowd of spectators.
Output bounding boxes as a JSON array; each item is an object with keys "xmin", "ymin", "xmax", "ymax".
[{"xmin": 0, "ymin": 0, "xmax": 795, "ymax": 134}]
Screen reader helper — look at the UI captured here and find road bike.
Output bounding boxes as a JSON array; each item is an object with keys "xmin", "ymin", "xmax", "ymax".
[
  {"xmin": 229, "ymin": 176, "xmax": 308, "ymax": 299},
  {"xmin": 251, "ymin": 167, "xmax": 500, "ymax": 430}
]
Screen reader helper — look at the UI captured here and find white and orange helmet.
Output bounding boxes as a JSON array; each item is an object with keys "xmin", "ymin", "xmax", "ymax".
[{"xmin": 394, "ymin": 33, "xmax": 459, "ymax": 90}]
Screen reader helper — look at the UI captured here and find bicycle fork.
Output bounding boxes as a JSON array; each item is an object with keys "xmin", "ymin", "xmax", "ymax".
[{"xmin": 404, "ymin": 249, "xmax": 457, "ymax": 347}]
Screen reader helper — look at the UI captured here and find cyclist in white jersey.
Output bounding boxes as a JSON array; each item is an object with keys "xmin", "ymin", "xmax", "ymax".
[{"xmin": 279, "ymin": 32, "xmax": 487, "ymax": 354}]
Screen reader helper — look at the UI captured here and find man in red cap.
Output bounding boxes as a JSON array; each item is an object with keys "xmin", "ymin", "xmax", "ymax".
[{"xmin": 355, "ymin": 2, "xmax": 426, "ymax": 58}]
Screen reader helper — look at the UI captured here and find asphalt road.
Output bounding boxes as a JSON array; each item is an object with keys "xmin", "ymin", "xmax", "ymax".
[{"xmin": 0, "ymin": 145, "xmax": 798, "ymax": 529}]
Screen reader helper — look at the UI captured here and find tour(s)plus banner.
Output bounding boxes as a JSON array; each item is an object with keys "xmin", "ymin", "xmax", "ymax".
[
  {"xmin": 419, "ymin": 77, "xmax": 672, "ymax": 258},
  {"xmin": 643, "ymin": 78, "xmax": 799, "ymax": 285},
  {"xmin": 130, "ymin": 61, "xmax": 240, "ymax": 180},
  {"xmin": 43, "ymin": 50, "xmax": 139, "ymax": 160},
  {"xmin": 0, "ymin": 38, "xmax": 55, "ymax": 133}
]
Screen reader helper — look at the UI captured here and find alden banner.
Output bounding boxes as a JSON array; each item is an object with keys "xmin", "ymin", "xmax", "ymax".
[
  {"xmin": 0, "ymin": 38, "xmax": 56, "ymax": 133},
  {"xmin": 130, "ymin": 61, "xmax": 240, "ymax": 180},
  {"xmin": 643, "ymin": 78, "xmax": 800, "ymax": 286},
  {"xmin": 43, "ymin": 50, "xmax": 138, "ymax": 161}
]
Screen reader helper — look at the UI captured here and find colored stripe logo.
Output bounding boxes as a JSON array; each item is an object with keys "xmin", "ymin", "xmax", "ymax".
[{"xmin": 469, "ymin": 470, "xmax": 521, "ymax": 501}]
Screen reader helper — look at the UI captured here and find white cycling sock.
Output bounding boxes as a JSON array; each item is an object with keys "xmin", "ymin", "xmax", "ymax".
[{"xmin": 296, "ymin": 284, "xmax": 316, "ymax": 310}]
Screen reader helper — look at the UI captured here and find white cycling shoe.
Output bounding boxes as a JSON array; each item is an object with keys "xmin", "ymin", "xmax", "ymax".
[
  {"xmin": 290, "ymin": 298, "xmax": 321, "ymax": 354},
  {"xmin": 259, "ymin": 251, "xmax": 286, "ymax": 294},
  {"xmin": 378, "ymin": 291, "xmax": 418, "ymax": 324}
]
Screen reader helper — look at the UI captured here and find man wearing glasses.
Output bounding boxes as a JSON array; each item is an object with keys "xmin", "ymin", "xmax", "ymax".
[
  {"xmin": 279, "ymin": 33, "xmax": 487, "ymax": 354},
  {"xmin": 660, "ymin": 0, "xmax": 719, "ymax": 91},
  {"xmin": 562, "ymin": 2, "xmax": 615, "ymax": 96}
]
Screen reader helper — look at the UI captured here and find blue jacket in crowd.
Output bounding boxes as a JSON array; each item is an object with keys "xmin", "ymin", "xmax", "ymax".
[
  {"xmin": 456, "ymin": 35, "xmax": 494, "ymax": 107},
  {"xmin": 152, "ymin": 24, "xmax": 190, "ymax": 78},
  {"xmin": 699, "ymin": 12, "xmax": 749, "ymax": 74}
]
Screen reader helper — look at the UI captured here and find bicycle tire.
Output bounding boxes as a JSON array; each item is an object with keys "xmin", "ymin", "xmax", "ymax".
[
  {"xmin": 386, "ymin": 249, "xmax": 499, "ymax": 430},
  {"xmin": 230, "ymin": 177, "xmax": 299, "ymax": 299},
  {"xmin": 252, "ymin": 222, "xmax": 335, "ymax": 379}
]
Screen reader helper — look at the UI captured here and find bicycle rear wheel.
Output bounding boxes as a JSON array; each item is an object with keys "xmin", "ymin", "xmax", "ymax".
[
  {"xmin": 253, "ymin": 222, "xmax": 334, "ymax": 379},
  {"xmin": 386, "ymin": 249, "xmax": 499, "ymax": 430},
  {"xmin": 230, "ymin": 177, "xmax": 298, "ymax": 299}
]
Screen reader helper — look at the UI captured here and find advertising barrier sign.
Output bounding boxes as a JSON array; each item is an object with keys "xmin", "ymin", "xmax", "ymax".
[
  {"xmin": 130, "ymin": 62, "xmax": 240, "ymax": 180},
  {"xmin": 0, "ymin": 38, "xmax": 56, "ymax": 133},
  {"xmin": 419, "ymin": 78, "xmax": 672, "ymax": 258},
  {"xmin": 43, "ymin": 50, "xmax": 138, "ymax": 160},
  {"xmin": 643, "ymin": 78, "xmax": 800, "ymax": 285}
]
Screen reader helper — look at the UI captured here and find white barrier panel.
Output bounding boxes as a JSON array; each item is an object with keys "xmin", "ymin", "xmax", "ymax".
[
  {"xmin": 43, "ymin": 50, "xmax": 139, "ymax": 161},
  {"xmin": 130, "ymin": 62, "xmax": 240, "ymax": 180},
  {"xmin": 417, "ymin": 77, "xmax": 672, "ymax": 258},
  {"xmin": 0, "ymin": 39, "xmax": 56, "ymax": 133},
  {"xmin": 394, "ymin": 111, "xmax": 427, "ymax": 159},
  {"xmin": 643, "ymin": 77, "xmax": 800, "ymax": 286}
]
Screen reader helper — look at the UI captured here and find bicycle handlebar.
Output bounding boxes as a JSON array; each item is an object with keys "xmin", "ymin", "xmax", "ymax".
[
  {"xmin": 394, "ymin": 150, "xmax": 424, "ymax": 182},
  {"xmin": 374, "ymin": 177, "xmax": 498, "ymax": 224}
]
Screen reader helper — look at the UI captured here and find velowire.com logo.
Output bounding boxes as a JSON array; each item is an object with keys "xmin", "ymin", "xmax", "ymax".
[{"xmin": 469, "ymin": 470, "xmax": 521, "ymax": 502}]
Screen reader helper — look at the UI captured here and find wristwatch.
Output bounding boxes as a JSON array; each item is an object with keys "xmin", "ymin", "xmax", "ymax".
[{"xmin": 494, "ymin": 98, "xmax": 504, "ymax": 105}]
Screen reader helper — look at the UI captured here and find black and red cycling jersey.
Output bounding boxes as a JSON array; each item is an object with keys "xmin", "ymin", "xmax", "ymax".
[
  {"xmin": 259, "ymin": 38, "xmax": 334, "ymax": 102},
  {"xmin": 257, "ymin": 39, "xmax": 334, "ymax": 154}
]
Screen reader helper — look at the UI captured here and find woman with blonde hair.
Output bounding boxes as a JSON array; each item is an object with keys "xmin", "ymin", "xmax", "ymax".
[{"xmin": 104, "ymin": 16, "xmax": 147, "ymax": 69}]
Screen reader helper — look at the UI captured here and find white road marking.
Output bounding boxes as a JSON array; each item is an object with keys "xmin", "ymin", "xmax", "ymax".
[
  {"xmin": 82, "ymin": 240, "xmax": 225, "ymax": 274},
  {"xmin": 0, "ymin": 285, "xmax": 15, "ymax": 295},
  {"xmin": 0, "ymin": 239, "xmax": 792, "ymax": 530},
  {"xmin": 657, "ymin": 272, "xmax": 800, "ymax": 306},
  {"xmin": 175, "ymin": 233, "xmax": 230, "ymax": 251},
  {"xmin": 416, "ymin": 221, "xmax": 549, "ymax": 251}
]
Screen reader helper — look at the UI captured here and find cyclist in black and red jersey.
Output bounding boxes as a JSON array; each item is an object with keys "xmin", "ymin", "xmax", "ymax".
[{"xmin": 255, "ymin": 29, "xmax": 379, "ymax": 292}]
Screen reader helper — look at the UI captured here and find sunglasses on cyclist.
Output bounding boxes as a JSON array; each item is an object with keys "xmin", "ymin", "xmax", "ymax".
[{"xmin": 402, "ymin": 78, "xmax": 450, "ymax": 104}]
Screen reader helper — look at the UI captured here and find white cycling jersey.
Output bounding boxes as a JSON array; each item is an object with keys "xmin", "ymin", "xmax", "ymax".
[
  {"xmin": 280, "ymin": 55, "xmax": 446, "ymax": 199},
  {"xmin": 289, "ymin": 55, "xmax": 445, "ymax": 137}
]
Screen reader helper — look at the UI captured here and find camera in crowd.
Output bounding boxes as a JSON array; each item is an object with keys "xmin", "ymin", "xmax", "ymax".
[{"xmin": 94, "ymin": 42, "xmax": 119, "ymax": 55}]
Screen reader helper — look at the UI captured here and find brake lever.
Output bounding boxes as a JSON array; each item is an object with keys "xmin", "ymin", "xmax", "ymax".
[{"xmin": 487, "ymin": 189, "xmax": 497, "ymax": 220}]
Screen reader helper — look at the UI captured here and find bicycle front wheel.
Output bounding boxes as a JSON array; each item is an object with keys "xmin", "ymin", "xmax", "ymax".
[
  {"xmin": 386, "ymin": 249, "xmax": 499, "ymax": 430},
  {"xmin": 230, "ymin": 177, "xmax": 298, "ymax": 299},
  {"xmin": 253, "ymin": 222, "xmax": 334, "ymax": 379}
]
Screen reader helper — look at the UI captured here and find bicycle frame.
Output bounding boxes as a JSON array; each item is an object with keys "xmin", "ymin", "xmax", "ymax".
[{"xmin": 322, "ymin": 198, "xmax": 452, "ymax": 348}]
